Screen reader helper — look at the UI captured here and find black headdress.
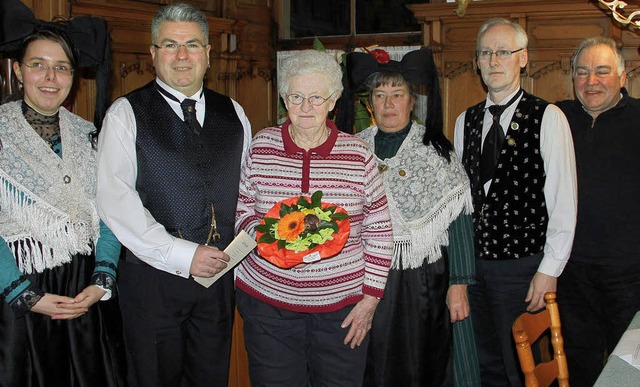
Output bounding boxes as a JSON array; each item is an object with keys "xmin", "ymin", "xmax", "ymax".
[
  {"xmin": 335, "ymin": 47, "xmax": 452, "ymax": 161},
  {"xmin": 0, "ymin": 0, "xmax": 111, "ymax": 130}
]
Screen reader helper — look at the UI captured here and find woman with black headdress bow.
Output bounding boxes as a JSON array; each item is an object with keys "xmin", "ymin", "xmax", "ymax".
[
  {"xmin": 337, "ymin": 48, "xmax": 481, "ymax": 387},
  {"xmin": 0, "ymin": 25, "xmax": 125, "ymax": 387}
]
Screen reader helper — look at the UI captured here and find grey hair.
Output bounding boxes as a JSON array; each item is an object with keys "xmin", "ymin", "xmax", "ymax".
[
  {"xmin": 572, "ymin": 36, "xmax": 625, "ymax": 76},
  {"xmin": 151, "ymin": 3, "xmax": 209, "ymax": 44},
  {"xmin": 278, "ymin": 50, "xmax": 344, "ymax": 96},
  {"xmin": 477, "ymin": 18, "xmax": 528, "ymax": 50}
]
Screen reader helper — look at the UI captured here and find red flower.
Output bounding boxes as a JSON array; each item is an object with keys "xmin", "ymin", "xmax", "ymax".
[{"xmin": 370, "ymin": 49, "xmax": 390, "ymax": 64}]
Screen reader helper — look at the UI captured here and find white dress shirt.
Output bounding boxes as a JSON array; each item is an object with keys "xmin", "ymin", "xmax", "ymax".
[
  {"xmin": 96, "ymin": 78, "xmax": 252, "ymax": 278},
  {"xmin": 453, "ymin": 88, "xmax": 577, "ymax": 277}
]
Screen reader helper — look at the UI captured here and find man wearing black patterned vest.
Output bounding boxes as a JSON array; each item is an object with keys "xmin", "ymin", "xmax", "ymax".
[
  {"xmin": 96, "ymin": 3, "xmax": 251, "ymax": 387},
  {"xmin": 453, "ymin": 18, "xmax": 577, "ymax": 386},
  {"xmin": 556, "ymin": 36, "xmax": 640, "ymax": 387}
]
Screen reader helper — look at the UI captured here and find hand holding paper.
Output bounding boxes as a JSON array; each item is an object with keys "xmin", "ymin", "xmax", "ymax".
[{"xmin": 193, "ymin": 230, "xmax": 256, "ymax": 288}]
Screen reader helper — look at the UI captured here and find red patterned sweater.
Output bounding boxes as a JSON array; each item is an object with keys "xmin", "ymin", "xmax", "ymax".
[{"xmin": 235, "ymin": 119, "xmax": 393, "ymax": 313}]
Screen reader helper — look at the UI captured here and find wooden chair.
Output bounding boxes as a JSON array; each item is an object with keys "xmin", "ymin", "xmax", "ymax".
[{"xmin": 512, "ymin": 292, "xmax": 569, "ymax": 387}]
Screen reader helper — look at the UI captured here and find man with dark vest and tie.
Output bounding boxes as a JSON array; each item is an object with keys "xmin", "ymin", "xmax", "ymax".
[
  {"xmin": 453, "ymin": 18, "xmax": 577, "ymax": 386},
  {"xmin": 96, "ymin": 3, "xmax": 252, "ymax": 387}
]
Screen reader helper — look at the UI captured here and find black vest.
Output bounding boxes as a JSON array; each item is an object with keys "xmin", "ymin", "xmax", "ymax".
[
  {"xmin": 462, "ymin": 91, "xmax": 548, "ymax": 260},
  {"xmin": 125, "ymin": 81, "xmax": 244, "ymax": 259}
]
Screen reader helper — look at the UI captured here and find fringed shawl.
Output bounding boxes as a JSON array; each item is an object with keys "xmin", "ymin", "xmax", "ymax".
[
  {"xmin": 359, "ymin": 122, "xmax": 473, "ymax": 269},
  {"xmin": 0, "ymin": 101, "xmax": 100, "ymax": 273}
]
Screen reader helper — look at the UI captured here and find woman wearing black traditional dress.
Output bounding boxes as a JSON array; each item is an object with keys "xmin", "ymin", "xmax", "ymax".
[
  {"xmin": 0, "ymin": 26, "xmax": 125, "ymax": 387},
  {"xmin": 338, "ymin": 48, "xmax": 481, "ymax": 387}
]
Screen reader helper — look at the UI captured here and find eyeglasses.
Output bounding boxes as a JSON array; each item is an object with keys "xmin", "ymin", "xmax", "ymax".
[
  {"xmin": 153, "ymin": 42, "xmax": 206, "ymax": 53},
  {"xmin": 22, "ymin": 62, "xmax": 74, "ymax": 77},
  {"xmin": 476, "ymin": 48, "xmax": 525, "ymax": 60},
  {"xmin": 284, "ymin": 93, "xmax": 333, "ymax": 106}
]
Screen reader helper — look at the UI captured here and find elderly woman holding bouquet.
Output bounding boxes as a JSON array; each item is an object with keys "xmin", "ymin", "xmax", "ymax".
[
  {"xmin": 235, "ymin": 49, "xmax": 393, "ymax": 386},
  {"xmin": 336, "ymin": 48, "xmax": 481, "ymax": 387}
]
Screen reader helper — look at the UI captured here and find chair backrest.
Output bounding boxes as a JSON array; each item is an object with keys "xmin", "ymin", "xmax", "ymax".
[{"xmin": 512, "ymin": 292, "xmax": 569, "ymax": 387}]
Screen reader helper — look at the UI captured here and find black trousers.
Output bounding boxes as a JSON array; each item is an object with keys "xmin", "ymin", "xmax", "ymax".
[
  {"xmin": 236, "ymin": 289, "xmax": 368, "ymax": 387},
  {"xmin": 468, "ymin": 253, "xmax": 542, "ymax": 387},
  {"xmin": 557, "ymin": 260, "xmax": 640, "ymax": 387},
  {"xmin": 118, "ymin": 260, "xmax": 234, "ymax": 387}
]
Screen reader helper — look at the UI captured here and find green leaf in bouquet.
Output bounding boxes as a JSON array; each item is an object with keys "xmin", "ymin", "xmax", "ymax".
[
  {"xmin": 255, "ymin": 223, "xmax": 272, "ymax": 233},
  {"xmin": 265, "ymin": 217, "xmax": 279, "ymax": 226},
  {"xmin": 331, "ymin": 212, "xmax": 350, "ymax": 221},
  {"xmin": 280, "ymin": 203, "xmax": 294, "ymax": 217},
  {"xmin": 286, "ymin": 237, "xmax": 312, "ymax": 252},
  {"xmin": 314, "ymin": 207, "xmax": 332, "ymax": 221},
  {"xmin": 298, "ymin": 196, "xmax": 311, "ymax": 209},
  {"xmin": 307, "ymin": 234, "xmax": 323, "ymax": 244},
  {"xmin": 257, "ymin": 233, "xmax": 276, "ymax": 244},
  {"xmin": 318, "ymin": 227, "xmax": 336, "ymax": 239},
  {"xmin": 255, "ymin": 217, "xmax": 278, "ymax": 233},
  {"xmin": 277, "ymin": 239, "xmax": 287, "ymax": 250},
  {"xmin": 319, "ymin": 220, "xmax": 339, "ymax": 233},
  {"xmin": 311, "ymin": 190, "xmax": 323, "ymax": 208}
]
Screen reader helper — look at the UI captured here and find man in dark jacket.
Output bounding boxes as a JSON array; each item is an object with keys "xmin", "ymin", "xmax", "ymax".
[{"xmin": 556, "ymin": 36, "xmax": 640, "ymax": 387}]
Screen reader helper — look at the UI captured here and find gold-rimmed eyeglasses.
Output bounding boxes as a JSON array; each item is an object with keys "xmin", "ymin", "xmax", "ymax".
[
  {"xmin": 476, "ymin": 48, "xmax": 525, "ymax": 60},
  {"xmin": 22, "ymin": 62, "xmax": 74, "ymax": 77},
  {"xmin": 284, "ymin": 93, "xmax": 334, "ymax": 106}
]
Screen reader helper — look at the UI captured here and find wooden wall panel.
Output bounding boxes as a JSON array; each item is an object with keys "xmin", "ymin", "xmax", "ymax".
[
  {"xmin": 116, "ymin": 53, "xmax": 156, "ymax": 96},
  {"xmin": 442, "ymin": 67, "xmax": 486, "ymax": 133},
  {"xmin": 237, "ymin": 75, "xmax": 273, "ymax": 135},
  {"xmin": 26, "ymin": 0, "xmax": 68, "ymax": 20}
]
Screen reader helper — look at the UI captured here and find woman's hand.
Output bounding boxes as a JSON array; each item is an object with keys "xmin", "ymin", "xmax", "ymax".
[
  {"xmin": 30, "ymin": 293, "xmax": 89, "ymax": 320},
  {"xmin": 446, "ymin": 284, "xmax": 470, "ymax": 323},
  {"xmin": 52, "ymin": 285, "xmax": 106, "ymax": 320},
  {"xmin": 70, "ymin": 284, "xmax": 106, "ymax": 308},
  {"xmin": 341, "ymin": 295, "xmax": 380, "ymax": 349}
]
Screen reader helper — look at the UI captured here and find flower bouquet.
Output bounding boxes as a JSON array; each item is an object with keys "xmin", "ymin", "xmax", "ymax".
[{"xmin": 255, "ymin": 191, "xmax": 350, "ymax": 269}]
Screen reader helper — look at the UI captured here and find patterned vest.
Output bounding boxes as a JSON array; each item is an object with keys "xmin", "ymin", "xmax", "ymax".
[
  {"xmin": 125, "ymin": 81, "xmax": 244, "ymax": 261},
  {"xmin": 462, "ymin": 91, "xmax": 548, "ymax": 260}
]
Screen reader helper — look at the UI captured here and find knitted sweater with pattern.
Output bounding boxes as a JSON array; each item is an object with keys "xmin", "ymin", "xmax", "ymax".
[{"xmin": 235, "ymin": 119, "xmax": 393, "ymax": 313}]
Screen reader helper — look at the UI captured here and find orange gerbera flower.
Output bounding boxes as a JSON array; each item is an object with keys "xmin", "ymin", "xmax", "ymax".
[{"xmin": 277, "ymin": 211, "xmax": 306, "ymax": 241}]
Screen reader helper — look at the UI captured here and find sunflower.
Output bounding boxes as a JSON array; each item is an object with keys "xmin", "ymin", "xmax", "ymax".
[{"xmin": 277, "ymin": 211, "xmax": 306, "ymax": 241}]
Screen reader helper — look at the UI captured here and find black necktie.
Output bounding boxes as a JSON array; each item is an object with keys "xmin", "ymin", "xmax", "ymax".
[
  {"xmin": 180, "ymin": 98, "xmax": 202, "ymax": 136},
  {"xmin": 154, "ymin": 82, "xmax": 203, "ymax": 135},
  {"xmin": 480, "ymin": 89, "xmax": 523, "ymax": 184}
]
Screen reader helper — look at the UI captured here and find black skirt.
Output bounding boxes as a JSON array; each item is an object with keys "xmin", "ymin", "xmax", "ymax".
[
  {"xmin": 0, "ymin": 253, "xmax": 126, "ymax": 387},
  {"xmin": 364, "ymin": 256, "xmax": 452, "ymax": 387}
]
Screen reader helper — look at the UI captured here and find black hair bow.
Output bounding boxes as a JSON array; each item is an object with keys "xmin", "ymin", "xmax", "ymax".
[
  {"xmin": 0, "ymin": 0, "xmax": 108, "ymax": 67},
  {"xmin": 0, "ymin": 0, "xmax": 111, "ymax": 129},
  {"xmin": 346, "ymin": 49, "xmax": 435, "ymax": 91},
  {"xmin": 335, "ymin": 47, "xmax": 452, "ymax": 161}
]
